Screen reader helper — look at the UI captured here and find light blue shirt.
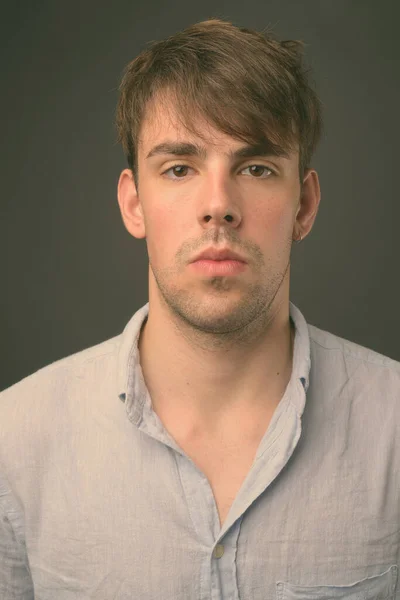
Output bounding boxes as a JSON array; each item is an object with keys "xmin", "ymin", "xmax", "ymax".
[{"xmin": 0, "ymin": 301, "xmax": 399, "ymax": 599}]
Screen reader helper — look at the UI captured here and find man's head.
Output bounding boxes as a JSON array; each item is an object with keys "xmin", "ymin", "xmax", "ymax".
[
  {"xmin": 116, "ymin": 20, "xmax": 322, "ymax": 339},
  {"xmin": 116, "ymin": 19, "xmax": 322, "ymax": 188}
]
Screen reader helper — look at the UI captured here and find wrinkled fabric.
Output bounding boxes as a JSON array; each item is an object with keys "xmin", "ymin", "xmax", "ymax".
[{"xmin": 0, "ymin": 301, "xmax": 399, "ymax": 600}]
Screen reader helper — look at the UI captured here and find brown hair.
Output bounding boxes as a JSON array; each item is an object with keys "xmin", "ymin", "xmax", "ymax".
[{"xmin": 116, "ymin": 19, "xmax": 322, "ymax": 184}]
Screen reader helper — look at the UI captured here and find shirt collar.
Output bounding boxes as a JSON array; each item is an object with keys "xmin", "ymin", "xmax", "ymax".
[
  {"xmin": 116, "ymin": 301, "xmax": 311, "ymax": 421},
  {"xmin": 288, "ymin": 301, "xmax": 311, "ymax": 417},
  {"xmin": 116, "ymin": 302, "xmax": 149, "ymax": 416}
]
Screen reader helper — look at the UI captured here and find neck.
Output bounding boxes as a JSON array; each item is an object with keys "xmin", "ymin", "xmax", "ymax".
[{"xmin": 138, "ymin": 297, "xmax": 295, "ymax": 437}]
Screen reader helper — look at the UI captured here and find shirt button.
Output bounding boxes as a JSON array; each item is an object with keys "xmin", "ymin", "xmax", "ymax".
[{"xmin": 213, "ymin": 544, "xmax": 224, "ymax": 559}]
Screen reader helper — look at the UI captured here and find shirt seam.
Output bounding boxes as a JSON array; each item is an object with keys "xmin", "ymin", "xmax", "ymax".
[
  {"xmin": 22, "ymin": 350, "xmax": 117, "ymax": 385},
  {"xmin": 310, "ymin": 336, "xmax": 399, "ymax": 369}
]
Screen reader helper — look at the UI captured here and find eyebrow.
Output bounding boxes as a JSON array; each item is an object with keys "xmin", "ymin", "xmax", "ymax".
[{"xmin": 145, "ymin": 141, "xmax": 290, "ymax": 161}]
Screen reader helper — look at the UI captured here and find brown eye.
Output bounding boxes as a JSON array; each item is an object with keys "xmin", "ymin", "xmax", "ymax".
[
  {"xmin": 246, "ymin": 165, "xmax": 272, "ymax": 177},
  {"xmin": 172, "ymin": 166, "xmax": 188, "ymax": 177},
  {"xmin": 250, "ymin": 166, "xmax": 263, "ymax": 176},
  {"xmin": 163, "ymin": 165, "xmax": 190, "ymax": 178},
  {"xmin": 162, "ymin": 165, "xmax": 192, "ymax": 179},
  {"xmin": 242, "ymin": 165, "xmax": 273, "ymax": 179}
]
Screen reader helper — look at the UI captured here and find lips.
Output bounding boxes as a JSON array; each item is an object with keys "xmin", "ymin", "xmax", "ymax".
[{"xmin": 191, "ymin": 247, "xmax": 246, "ymax": 263}]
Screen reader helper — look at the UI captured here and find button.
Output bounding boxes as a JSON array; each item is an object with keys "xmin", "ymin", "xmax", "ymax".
[{"xmin": 213, "ymin": 544, "xmax": 224, "ymax": 559}]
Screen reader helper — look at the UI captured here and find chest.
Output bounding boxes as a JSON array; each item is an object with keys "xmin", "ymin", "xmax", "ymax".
[{"xmin": 180, "ymin": 436, "xmax": 261, "ymax": 527}]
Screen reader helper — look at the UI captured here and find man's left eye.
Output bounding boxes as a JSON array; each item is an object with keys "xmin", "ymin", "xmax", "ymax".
[{"xmin": 241, "ymin": 165, "xmax": 273, "ymax": 178}]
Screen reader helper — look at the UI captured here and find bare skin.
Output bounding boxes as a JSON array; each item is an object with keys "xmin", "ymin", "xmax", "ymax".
[{"xmin": 117, "ymin": 96, "xmax": 320, "ymax": 525}]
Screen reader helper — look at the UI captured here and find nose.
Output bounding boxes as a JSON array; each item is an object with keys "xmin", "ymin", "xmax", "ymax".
[{"xmin": 198, "ymin": 172, "xmax": 242, "ymax": 229}]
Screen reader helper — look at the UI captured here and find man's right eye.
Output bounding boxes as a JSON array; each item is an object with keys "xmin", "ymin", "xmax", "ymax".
[{"xmin": 162, "ymin": 165, "xmax": 192, "ymax": 179}]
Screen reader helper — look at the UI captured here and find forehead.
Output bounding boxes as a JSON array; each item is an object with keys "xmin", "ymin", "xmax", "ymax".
[
  {"xmin": 138, "ymin": 98, "xmax": 298, "ymax": 164},
  {"xmin": 138, "ymin": 97, "xmax": 230, "ymax": 151}
]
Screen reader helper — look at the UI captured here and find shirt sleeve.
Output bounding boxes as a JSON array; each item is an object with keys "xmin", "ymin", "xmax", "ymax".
[{"xmin": 0, "ymin": 481, "xmax": 34, "ymax": 599}]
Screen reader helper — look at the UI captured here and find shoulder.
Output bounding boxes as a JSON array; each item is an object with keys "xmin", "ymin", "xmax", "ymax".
[
  {"xmin": 307, "ymin": 323, "xmax": 400, "ymax": 407},
  {"xmin": 309, "ymin": 324, "xmax": 398, "ymax": 367},
  {"xmin": 0, "ymin": 333, "xmax": 122, "ymax": 427}
]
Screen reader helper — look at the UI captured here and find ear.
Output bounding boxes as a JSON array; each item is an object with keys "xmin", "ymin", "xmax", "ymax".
[
  {"xmin": 294, "ymin": 168, "xmax": 321, "ymax": 240},
  {"xmin": 117, "ymin": 169, "xmax": 146, "ymax": 239}
]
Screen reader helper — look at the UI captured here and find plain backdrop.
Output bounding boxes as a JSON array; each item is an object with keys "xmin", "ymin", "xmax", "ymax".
[{"xmin": 1, "ymin": 0, "xmax": 399, "ymax": 391}]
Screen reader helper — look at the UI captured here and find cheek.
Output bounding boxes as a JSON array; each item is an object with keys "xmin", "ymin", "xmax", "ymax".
[
  {"xmin": 143, "ymin": 205, "xmax": 183, "ymax": 267},
  {"xmin": 142, "ymin": 180, "xmax": 186, "ymax": 231},
  {"xmin": 255, "ymin": 196, "xmax": 295, "ymax": 243},
  {"xmin": 141, "ymin": 183, "xmax": 195, "ymax": 258}
]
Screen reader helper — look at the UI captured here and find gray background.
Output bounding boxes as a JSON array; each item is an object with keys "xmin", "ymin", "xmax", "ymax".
[{"xmin": 1, "ymin": 0, "xmax": 399, "ymax": 392}]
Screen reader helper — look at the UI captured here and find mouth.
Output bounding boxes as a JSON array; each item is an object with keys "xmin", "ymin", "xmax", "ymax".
[
  {"xmin": 190, "ymin": 246, "xmax": 247, "ymax": 263},
  {"xmin": 189, "ymin": 259, "xmax": 247, "ymax": 276}
]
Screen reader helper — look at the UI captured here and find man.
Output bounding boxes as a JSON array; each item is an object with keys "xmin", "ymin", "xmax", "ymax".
[{"xmin": 0, "ymin": 18, "xmax": 399, "ymax": 600}]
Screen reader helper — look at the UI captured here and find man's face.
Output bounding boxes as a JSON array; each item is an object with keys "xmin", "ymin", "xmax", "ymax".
[{"xmin": 120, "ymin": 99, "xmax": 317, "ymax": 336}]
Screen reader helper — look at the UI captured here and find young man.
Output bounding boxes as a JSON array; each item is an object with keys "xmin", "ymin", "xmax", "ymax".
[{"xmin": 0, "ymin": 19, "xmax": 399, "ymax": 600}]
